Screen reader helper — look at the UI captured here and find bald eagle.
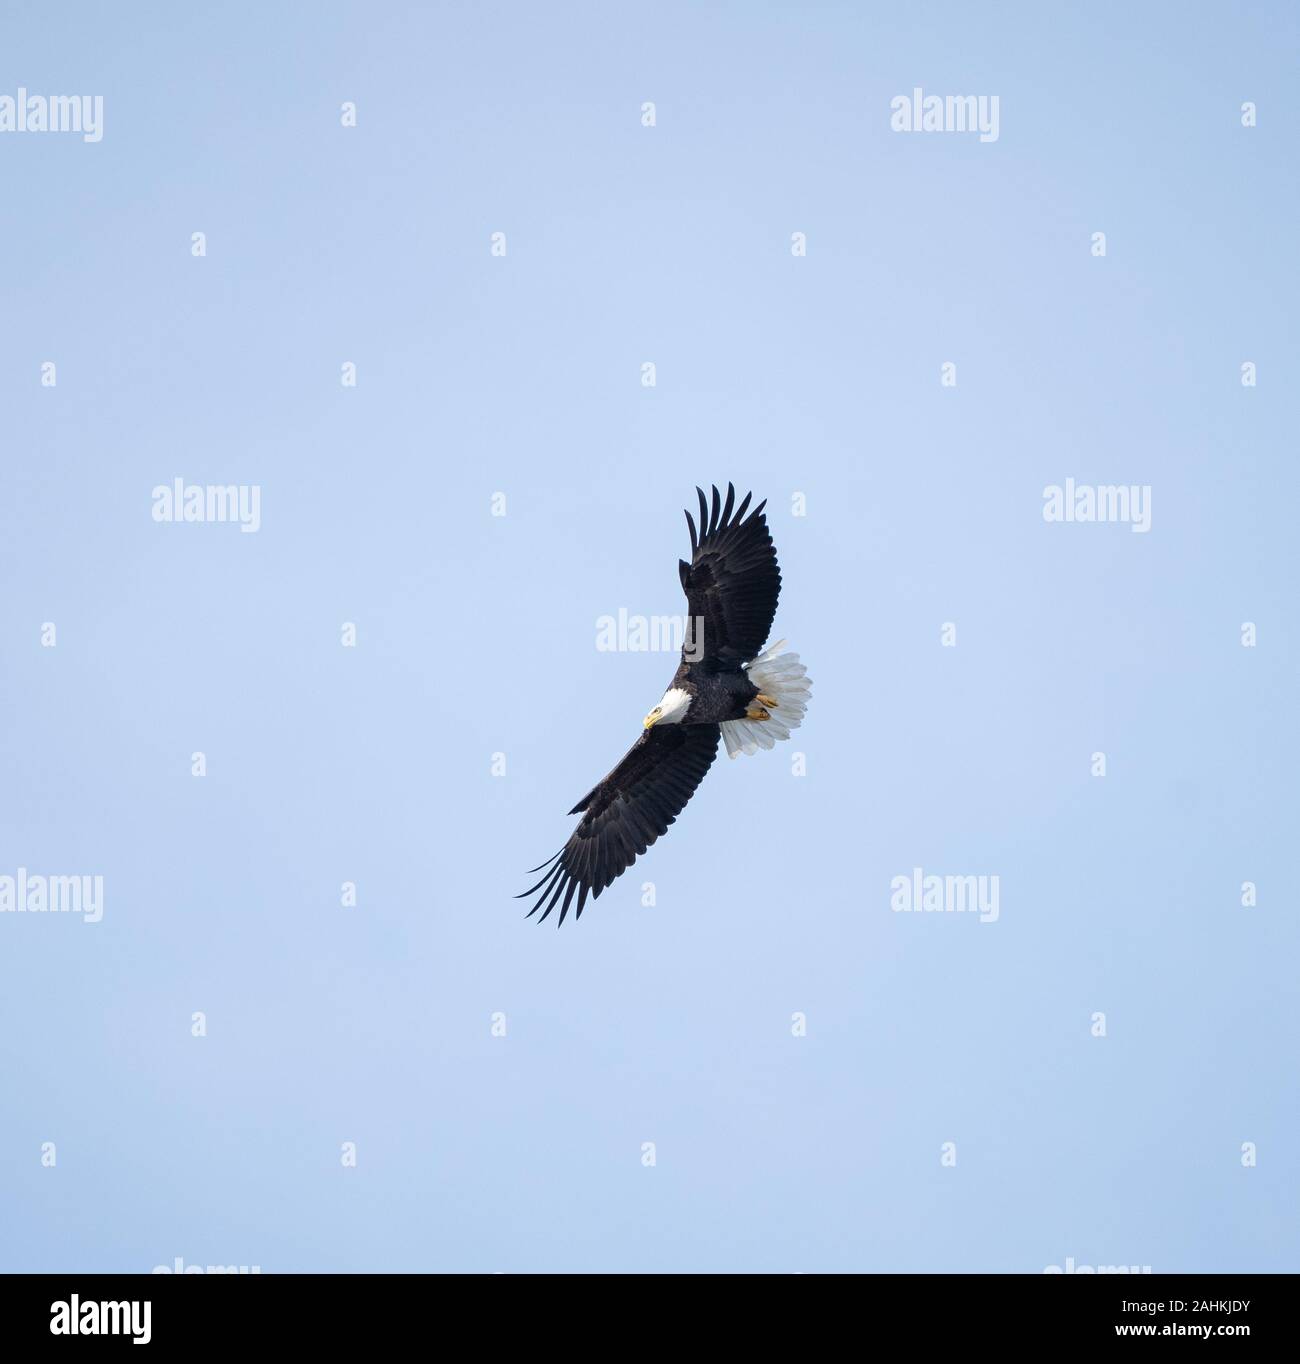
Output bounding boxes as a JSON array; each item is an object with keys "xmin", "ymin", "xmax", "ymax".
[{"xmin": 519, "ymin": 484, "xmax": 811, "ymax": 925}]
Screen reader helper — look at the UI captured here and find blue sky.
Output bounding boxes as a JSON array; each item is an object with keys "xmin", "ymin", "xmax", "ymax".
[{"xmin": 1, "ymin": 2, "xmax": 1296, "ymax": 1272}]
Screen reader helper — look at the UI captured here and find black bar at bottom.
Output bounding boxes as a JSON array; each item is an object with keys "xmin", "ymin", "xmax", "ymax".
[{"xmin": 0, "ymin": 1271, "xmax": 1282, "ymax": 1348}]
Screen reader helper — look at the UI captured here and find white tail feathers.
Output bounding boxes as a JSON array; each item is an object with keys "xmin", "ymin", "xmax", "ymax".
[{"xmin": 720, "ymin": 640, "xmax": 812, "ymax": 758}]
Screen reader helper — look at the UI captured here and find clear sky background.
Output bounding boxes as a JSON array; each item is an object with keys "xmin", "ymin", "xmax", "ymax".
[{"xmin": 1, "ymin": 2, "xmax": 1296, "ymax": 1273}]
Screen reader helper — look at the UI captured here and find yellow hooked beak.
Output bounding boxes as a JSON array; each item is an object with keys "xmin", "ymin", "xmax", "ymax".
[{"xmin": 643, "ymin": 708, "xmax": 662, "ymax": 729}]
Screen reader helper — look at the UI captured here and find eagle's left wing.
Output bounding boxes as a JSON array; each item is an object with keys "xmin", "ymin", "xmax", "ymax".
[
  {"xmin": 518, "ymin": 723, "xmax": 721, "ymax": 925},
  {"xmin": 679, "ymin": 483, "xmax": 781, "ymax": 667}
]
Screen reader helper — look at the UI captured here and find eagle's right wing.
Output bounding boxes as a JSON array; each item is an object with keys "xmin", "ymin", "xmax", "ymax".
[{"xmin": 517, "ymin": 723, "xmax": 721, "ymax": 925}]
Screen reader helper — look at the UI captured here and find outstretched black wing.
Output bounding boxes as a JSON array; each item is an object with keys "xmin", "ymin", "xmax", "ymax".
[
  {"xmin": 679, "ymin": 483, "xmax": 781, "ymax": 666},
  {"xmin": 518, "ymin": 723, "xmax": 721, "ymax": 925}
]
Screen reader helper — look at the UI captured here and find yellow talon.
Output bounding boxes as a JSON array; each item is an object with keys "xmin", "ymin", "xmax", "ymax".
[
  {"xmin": 755, "ymin": 693, "xmax": 778, "ymax": 708},
  {"xmin": 746, "ymin": 704, "xmax": 771, "ymax": 721}
]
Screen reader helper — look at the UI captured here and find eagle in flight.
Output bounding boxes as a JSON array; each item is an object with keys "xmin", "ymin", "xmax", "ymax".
[{"xmin": 519, "ymin": 484, "xmax": 810, "ymax": 925}]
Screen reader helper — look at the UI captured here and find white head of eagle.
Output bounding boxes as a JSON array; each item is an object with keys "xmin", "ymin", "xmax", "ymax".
[
  {"xmin": 644, "ymin": 687, "xmax": 691, "ymax": 728},
  {"xmin": 519, "ymin": 484, "xmax": 811, "ymax": 925}
]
